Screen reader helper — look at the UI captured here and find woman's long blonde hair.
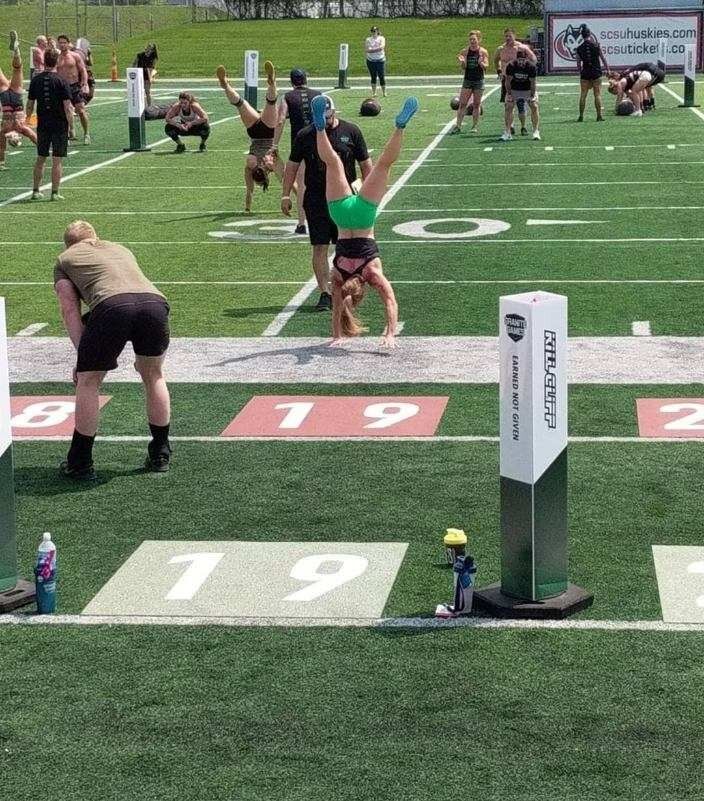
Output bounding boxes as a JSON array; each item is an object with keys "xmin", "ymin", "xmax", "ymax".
[{"xmin": 339, "ymin": 276, "xmax": 368, "ymax": 337}]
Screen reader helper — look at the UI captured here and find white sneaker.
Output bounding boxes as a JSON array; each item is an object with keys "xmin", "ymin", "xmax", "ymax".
[
  {"xmin": 0, "ymin": 162, "xmax": 6, "ymax": 171},
  {"xmin": 83, "ymin": 133, "xmax": 91, "ymax": 145},
  {"xmin": 532, "ymin": 130, "xmax": 541, "ymax": 140},
  {"xmin": 30, "ymin": 190, "xmax": 43, "ymax": 200},
  {"xmin": 630, "ymin": 110, "xmax": 643, "ymax": 117},
  {"xmin": 500, "ymin": 131, "xmax": 513, "ymax": 141}
]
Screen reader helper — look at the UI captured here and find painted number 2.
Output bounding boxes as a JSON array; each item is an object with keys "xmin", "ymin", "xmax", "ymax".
[{"xmin": 661, "ymin": 403, "xmax": 704, "ymax": 431}]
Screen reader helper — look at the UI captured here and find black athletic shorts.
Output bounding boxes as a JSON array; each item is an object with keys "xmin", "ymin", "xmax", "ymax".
[
  {"xmin": 77, "ymin": 292, "xmax": 170, "ymax": 373},
  {"xmin": 69, "ymin": 81, "xmax": 85, "ymax": 107},
  {"xmin": 580, "ymin": 69, "xmax": 603, "ymax": 82},
  {"xmin": 37, "ymin": 124, "xmax": 68, "ymax": 158},
  {"xmin": 304, "ymin": 196, "xmax": 338, "ymax": 246}
]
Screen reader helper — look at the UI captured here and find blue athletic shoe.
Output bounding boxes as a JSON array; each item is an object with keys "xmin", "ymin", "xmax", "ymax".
[
  {"xmin": 395, "ymin": 96, "xmax": 419, "ymax": 129},
  {"xmin": 311, "ymin": 95, "xmax": 328, "ymax": 131}
]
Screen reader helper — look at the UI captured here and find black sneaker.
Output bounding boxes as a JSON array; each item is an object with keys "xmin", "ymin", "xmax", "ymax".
[
  {"xmin": 59, "ymin": 460, "xmax": 97, "ymax": 482},
  {"xmin": 520, "ymin": 126, "xmax": 528, "ymax": 136},
  {"xmin": 145, "ymin": 451, "xmax": 171, "ymax": 473},
  {"xmin": 510, "ymin": 124, "xmax": 516, "ymax": 135},
  {"xmin": 175, "ymin": 142, "xmax": 186, "ymax": 154},
  {"xmin": 294, "ymin": 224, "xmax": 307, "ymax": 235},
  {"xmin": 198, "ymin": 141, "xmax": 207, "ymax": 152},
  {"xmin": 315, "ymin": 291, "xmax": 332, "ymax": 311}
]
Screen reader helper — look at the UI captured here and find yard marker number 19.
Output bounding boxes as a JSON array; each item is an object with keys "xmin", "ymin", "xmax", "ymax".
[
  {"xmin": 165, "ymin": 552, "xmax": 369, "ymax": 602},
  {"xmin": 274, "ymin": 401, "xmax": 420, "ymax": 430}
]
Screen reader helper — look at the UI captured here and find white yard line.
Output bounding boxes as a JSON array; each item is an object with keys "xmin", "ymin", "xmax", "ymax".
[
  {"xmin": 3, "ymin": 278, "xmax": 704, "ymax": 286},
  {"xmin": 659, "ymin": 83, "xmax": 704, "ymax": 123},
  {"xmin": 632, "ymin": 321, "xmax": 652, "ymax": 337},
  {"xmin": 15, "ymin": 323, "xmax": 47, "ymax": 337},
  {"xmin": 0, "ymin": 115, "xmax": 235, "ymax": 209},
  {"xmin": 414, "ymin": 161, "xmax": 704, "ymax": 168},
  {"xmin": 261, "ymin": 84, "xmax": 501, "ymax": 338},
  {"xmin": 11, "ymin": 435, "xmax": 704, "ymax": 444},
  {"xmin": 378, "ymin": 206, "xmax": 704, "ymax": 212},
  {"xmin": 1, "ymin": 613, "xmax": 702, "ymax": 632},
  {"xmin": 408, "ymin": 180, "xmax": 695, "ymax": 187}
]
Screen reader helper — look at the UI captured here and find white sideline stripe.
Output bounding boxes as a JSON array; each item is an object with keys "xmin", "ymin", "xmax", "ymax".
[
  {"xmin": 406, "ymin": 143, "xmax": 704, "ymax": 151},
  {"xmin": 632, "ymin": 321, "xmax": 652, "ymax": 337},
  {"xmin": 261, "ymin": 84, "xmax": 500, "ymax": 338},
  {"xmin": 527, "ymin": 219, "xmax": 606, "ymax": 226},
  {"xmin": 4, "ymin": 279, "xmax": 704, "ymax": 286},
  {"xmin": 378, "ymin": 206, "xmax": 704, "ymax": 212},
  {"xmin": 12, "ymin": 435, "xmax": 704, "ymax": 444},
  {"xmin": 1, "ymin": 614, "xmax": 703, "ymax": 632},
  {"xmin": 416, "ymin": 161, "xmax": 704, "ymax": 168},
  {"xmin": 15, "ymin": 323, "xmax": 47, "ymax": 337},
  {"xmin": 658, "ymin": 83, "xmax": 704, "ymax": 124},
  {"xmin": 408, "ymin": 180, "xmax": 695, "ymax": 187},
  {"xmin": 0, "ymin": 115, "xmax": 235, "ymax": 209}
]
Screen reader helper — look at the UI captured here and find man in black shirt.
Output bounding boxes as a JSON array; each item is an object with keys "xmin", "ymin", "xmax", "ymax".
[
  {"xmin": 281, "ymin": 95, "xmax": 372, "ymax": 311},
  {"xmin": 133, "ymin": 43, "xmax": 158, "ymax": 106},
  {"xmin": 503, "ymin": 49, "xmax": 540, "ymax": 141},
  {"xmin": 26, "ymin": 48, "xmax": 72, "ymax": 201},
  {"xmin": 575, "ymin": 25, "xmax": 609, "ymax": 122},
  {"xmin": 274, "ymin": 68, "xmax": 321, "ymax": 235}
]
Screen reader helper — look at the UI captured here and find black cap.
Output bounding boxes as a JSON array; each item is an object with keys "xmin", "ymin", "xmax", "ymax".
[{"xmin": 290, "ymin": 68, "xmax": 307, "ymax": 86}]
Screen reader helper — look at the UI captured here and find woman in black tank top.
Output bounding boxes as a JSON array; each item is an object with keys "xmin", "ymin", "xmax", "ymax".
[
  {"xmin": 0, "ymin": 47, "xmax": 37, "ymax": 170},
  {"xmin": 452, "ymin": 30, "xmax": 489, "ymax": 135},
  {"xmin": 216, "ymin": 59, "xmax": 292, "ymax": 213}
]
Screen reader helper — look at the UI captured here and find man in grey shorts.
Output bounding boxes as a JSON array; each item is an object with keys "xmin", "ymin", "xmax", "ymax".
[
  {"xmin": 54, "ymin": 221, "xmax": 172, "ymax": 480},
  {"xmin": 502, "ymin": 48, "xmax": 540, "ymax": 141}
]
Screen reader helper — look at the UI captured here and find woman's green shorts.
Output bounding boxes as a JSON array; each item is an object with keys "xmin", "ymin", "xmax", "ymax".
[{"xmin": 327, "ymin": 193, "xmax": 378, "ymax": 230}]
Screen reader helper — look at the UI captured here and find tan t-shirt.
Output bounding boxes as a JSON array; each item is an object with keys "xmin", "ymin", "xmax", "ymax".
[{"xmin": 53, "ymin": 239, "xmax": 164, "ymax": 310}]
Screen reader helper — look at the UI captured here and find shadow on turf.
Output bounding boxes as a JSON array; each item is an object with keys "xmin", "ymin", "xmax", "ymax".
[
  {"xmin": 13, "ymin": 464, "xmax": 151, "ymax": 496},
  {"xmin": 211, "ymin": 342, "xmax": 392, "ymax": 368}
]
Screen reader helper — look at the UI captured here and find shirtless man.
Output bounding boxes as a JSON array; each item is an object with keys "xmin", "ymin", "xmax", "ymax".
[
  {"xmin": 31, "ymin": 35, "xmax": 47, "ymax": 79},
  {"xmin": 56, "ymin": 34, "xmax": 90, "ymax": 143},
  {"xmin": 494, "ymin": 29, "xmax": 537, "ymax": 102}
]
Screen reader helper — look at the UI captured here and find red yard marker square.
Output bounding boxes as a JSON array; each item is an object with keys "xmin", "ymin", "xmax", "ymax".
[
  {"xmin": 221, "ymin": 395, "xmax": 449, "ymax": 438},
  {"xmin": 636, "ymin": 398, "xmax": 704, "ymax": 438},
  {"xmin": 10, "ymin": 396, "xmax": 111, "ymax": 438}
]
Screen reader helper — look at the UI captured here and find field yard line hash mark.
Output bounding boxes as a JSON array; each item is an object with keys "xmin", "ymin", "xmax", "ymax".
[
  {"xmin": 260, "ymin": 84, "xmax": 500, "ymax": 338},
  {"xmin": 7, "ymin": 278, "xmax": 704, "ymax": 286},
  {"xmin": 0, "ymin": 115, "xmax": 236, "ymax": 209},
  {"xmin": 8, "ymin": 238, "xmax": 704, "ymax": 245},
  {"xmin": 632, "ymin": 321, "xmax": 652, "ymax": 337},
  {"xmin": 15, "ymin": 323, "xmax": 47, "ymax": 336},
  {"xmin": 2, "ymin": 614, "xmax": 704, "ymax": 632}
]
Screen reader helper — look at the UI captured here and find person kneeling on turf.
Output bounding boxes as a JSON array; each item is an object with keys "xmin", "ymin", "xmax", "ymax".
[
  {"xmin": 165, "ymin": 92, "xmax": 210, "ymax": 153},
  {"xmin": 54, "ymin": 221, "xmax": 173, "ymax": 480}
]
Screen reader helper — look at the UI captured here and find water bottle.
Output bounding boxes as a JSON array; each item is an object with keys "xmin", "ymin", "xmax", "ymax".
[{"xmin": 34, "ymin": 532, "xmax": 57, "ymax": 614}]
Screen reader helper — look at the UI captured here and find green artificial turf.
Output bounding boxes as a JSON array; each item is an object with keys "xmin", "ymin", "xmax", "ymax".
[{"xmin": 1, "ymin": 625, "xmax": 704, "ymax": 801}]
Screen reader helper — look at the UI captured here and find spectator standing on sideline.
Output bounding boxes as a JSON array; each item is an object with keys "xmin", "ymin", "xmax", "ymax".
[
  {"xmin": 365, "ymin": 26, "xmax": 387, "ymax": 98},
  {"xmin": 134, "ymin": 43, "xmax": 158, "ymax": 105},
  {"xmin": 54, "ymin": 221, "xmax": 172, "ymax": 480},
  {"xmin": 26, "ymin": 47, "xmax": 72, "ymax": 201},
  {"xmin": 281, "ymin": 96, "xmax": 372, "ymax": 312}
]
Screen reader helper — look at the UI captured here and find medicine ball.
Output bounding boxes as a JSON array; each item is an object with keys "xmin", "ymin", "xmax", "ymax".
[
  {"xmin": 450, "ymin": 95, "xmax": 460, "ymax": 110},
  {"xmin": 360, "ymin": 97, "xmax": 381, "ymax": 117},
  {"xmin": 616, "ymin": 98, "xmax": 635, "ymax": 116}
]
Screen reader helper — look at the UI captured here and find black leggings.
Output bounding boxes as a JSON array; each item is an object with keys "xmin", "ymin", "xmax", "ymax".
[
  {"xmin": 164, "ymin": 121, "xmax": 210, "ymax": 141},
  {"xmin": 367, "ymin": 59, "xmax": 386, "ymax": 87}
]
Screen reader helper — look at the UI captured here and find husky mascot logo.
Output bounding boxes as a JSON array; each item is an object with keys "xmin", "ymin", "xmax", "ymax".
[
  {"xmin": 505, "ymin": 313, "xmax": 527, "ymax": 343},
  {"xmin": 554, "ymin": 24, "xmax": 585, "ymax": 62}
]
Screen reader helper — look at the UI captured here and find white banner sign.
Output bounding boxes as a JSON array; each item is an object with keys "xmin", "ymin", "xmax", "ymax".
[
  {"xmin": 339, "ymin": 43, "xmax": 349, "ymax": 71},
  {"xmin": 244, "ymin": 50, "xmax": 259, "ymax": 87},
  {"xmin": 548, "ymin": 11, "xmax": 702, "ymax": 72},
  {"xmin": 126, "ymin": 67, "xmax": 145, "ymax": 117}
]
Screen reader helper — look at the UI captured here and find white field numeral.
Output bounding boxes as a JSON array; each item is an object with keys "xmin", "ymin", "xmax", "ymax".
[
  {"xmin": 661, "ymin": 403, "xmax": 704, "ymax": 431},
  {"xmin": 11, "ymin": 401, "xmax": 76, "ymax": 429},
  {"xmin": 363, "ymin": 402, "xmax": 419, "ymax": 429},
  {"xmin": 284, "ymin": 554, "xmax": 368, "ymax": 602},
  {"xmin": 687, "ymin": 561, "xmax": 704, "ymax": 608},
  {"xmin": 274, "ymin": 402, "xmax": 315, "ymax": 429},
  {"xmin": 166, "ymin": 553, "xmax": 225, "ymax": 600}
]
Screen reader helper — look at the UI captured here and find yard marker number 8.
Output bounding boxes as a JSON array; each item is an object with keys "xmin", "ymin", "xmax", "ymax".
[
  {"xmin": 11, "ymin": 401, "xmax": 76, "ymax": 429},
  {"xmin": 284, "ymin": 554, "xmax": 368, "ymax": 602},
  {"xmin": 166, "ymin": 553, "xmax": 225, "ymax": 600}
]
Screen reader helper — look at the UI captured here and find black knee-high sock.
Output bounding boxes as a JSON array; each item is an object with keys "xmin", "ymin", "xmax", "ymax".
[
  {"xmin": 149, "ymin": 423, "xmax": 171, "ymax": 456},
  {"xmin": 67, "ymin": 429, "xmax": 95, "ymax": 468}
]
